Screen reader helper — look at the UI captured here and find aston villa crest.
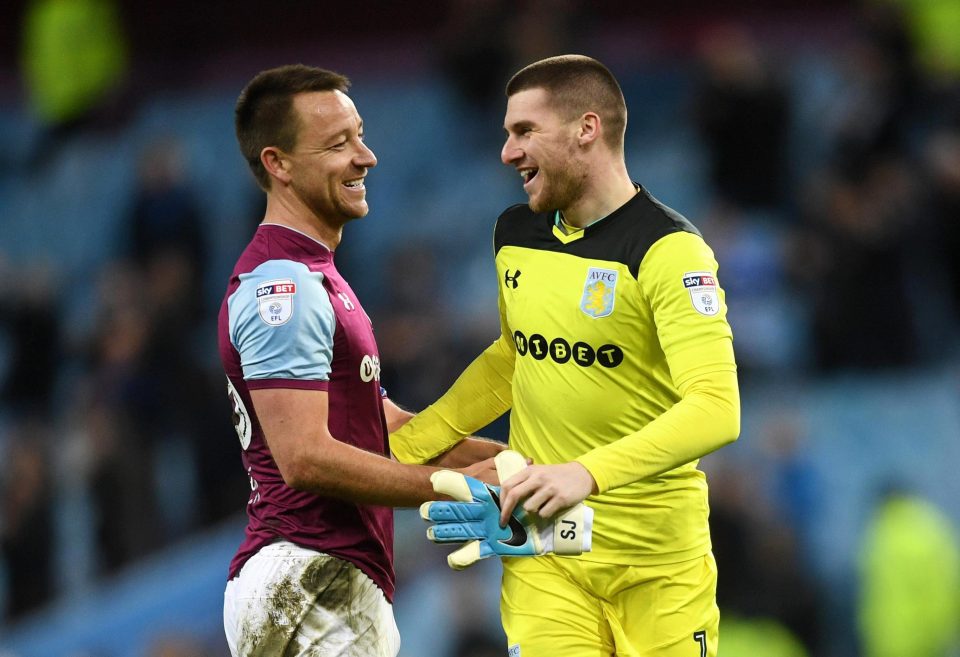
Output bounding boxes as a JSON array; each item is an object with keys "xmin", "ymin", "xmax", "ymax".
[{"xmin": 580, "ymin": 267, "xmax": 618, "ymax": 318}]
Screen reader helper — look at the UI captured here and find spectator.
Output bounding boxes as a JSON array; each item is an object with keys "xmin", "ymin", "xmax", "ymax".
[
  {"xmin": 374, "ymin": 243, "xmax": 459, "ymax": 411},
  {"xmin": 858, "ymin": 488, "xmax": 960, "ymax": 657},
  {"xmin": 708, "ymin": 453, "xmax": 823, "ymax": 654},
  {"xmin": 922, "ymin": 129, "xmax": 960, "ymax": 323},
  {"xmin": 433, "ymin": 0, "xmax": 513, "ymax": 115},
  {"xmin": 0, "ymin": 420, "xmax": 55, "ymax": 618},
  {"xmin": 20, "ymin": 0, "xmax": 130, "ymax": 164},
  {"xmin": 125, "ymin": 138, "xmax": 209, "ymax": 316},
  {"xmin": 822, "ymin": 4, "xmax": 919, "ymax": 175},
  {"xmin": 693, "ymin": 25, "xmax": 791, "ymax": 211},
  {"xmin": 793, "ymin": 157, "xmax": 923, "ymax": 371},
  {"xmin": 0, "ymin": 258, "xmax": 61, "ymax": 416}
]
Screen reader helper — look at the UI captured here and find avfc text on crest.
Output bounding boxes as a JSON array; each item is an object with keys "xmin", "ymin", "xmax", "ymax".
[{"xmin": 580, "ymin": 267, "xmax": 618, "ymax": 319}]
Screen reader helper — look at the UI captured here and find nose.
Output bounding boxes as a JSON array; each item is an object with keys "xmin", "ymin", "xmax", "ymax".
[
  {"xmin": 501, "ymin": 136, "xmax": 521, "ymax": 166},
  {"xmin": 356, "ymin": 140, "xmax": 377, "ymax": 168}
]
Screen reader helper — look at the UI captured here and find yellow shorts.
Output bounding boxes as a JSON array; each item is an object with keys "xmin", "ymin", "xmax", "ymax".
[{"xmin": 500, "ymin": 552, "xmax": 719, "ymax": 657}]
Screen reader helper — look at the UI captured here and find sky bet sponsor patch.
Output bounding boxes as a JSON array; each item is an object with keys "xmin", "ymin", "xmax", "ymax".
[
  {"xmin": 256, "ymin": 279, "xmax": 296, "ymax": 326},
  {"xmin": 682, "ymin": 271, "xmax": 719, "ymax": 316}
]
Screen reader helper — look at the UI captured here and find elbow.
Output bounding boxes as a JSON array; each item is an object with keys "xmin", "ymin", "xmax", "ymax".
[
  {"xmin": 698, "ymin": 371, "xmax": 740, "ymax": 448},
  {"xmin": 717, "ymin": 401, "xmax": 740, "ymax": 447},
  {"xmin": 280, "ymin": 453, "xmax": 344, "ymax": 496},
  {"xmin": 277, "ymin": 456, "xmax": 320, "ymax": 493},
  {"xmin": 279, "ymin": 462, "xmax": 309, "ymax": 491},
  {"xmin": 721, "ymin": 420, "xmax": 740, "ymax": 447},
  {"xmin": 696, "ymin": 388, "xmax": 739, "ymax": 452}
]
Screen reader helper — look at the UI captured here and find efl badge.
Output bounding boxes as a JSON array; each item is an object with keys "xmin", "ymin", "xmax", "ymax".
[
  {"xmin": 580, "ymin": 267, "xmax": 618, "ymax": 318},
  {"xmin": 682, "ymin": 272, "xmax": 719, "ymax": 316},
  {"xmin": 256, "ymin": 279, "xmax": 296, "ymax": 326}
]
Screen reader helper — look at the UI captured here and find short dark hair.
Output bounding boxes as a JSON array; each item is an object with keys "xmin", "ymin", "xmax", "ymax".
[
  {"xmin": 235, "ymin": 64, "xmax": 350, "ymax": 190},
  {"xmin": 506, "ymin": 55, "xmax": 627, "ymax": 151}
]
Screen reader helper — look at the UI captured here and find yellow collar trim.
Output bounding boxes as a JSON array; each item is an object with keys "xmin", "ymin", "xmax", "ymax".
[{"xmin": 552, "ymin": 222, "xmax": 585, "ymax": 243}]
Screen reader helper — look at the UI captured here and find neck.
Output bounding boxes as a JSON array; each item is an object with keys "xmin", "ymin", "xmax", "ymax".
[
  {"xmin": 561, "ymin": 160, "xmax": 636, "ymax": 229},
  {"xmin": 262, "ymin": 192, "xmax": 342, "ymax": 250}
]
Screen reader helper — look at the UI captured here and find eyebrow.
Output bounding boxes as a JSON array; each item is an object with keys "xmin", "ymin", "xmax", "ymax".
[
  {"xmin": 321, "ymin": 120, "xmax": 363, "ymax": 147},
  {"xmin": 336, "ymin": 119, "xmax": 364, "ymax": 137},
  {"xmin": 505, "ymin": 120, "xmax": 536, "ymax": 133}
]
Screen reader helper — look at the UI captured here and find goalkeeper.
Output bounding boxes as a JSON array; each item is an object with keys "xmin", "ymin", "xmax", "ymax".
[{"xmin": 391, "ymin": 55, "xmax": 739, "ymax": 657}]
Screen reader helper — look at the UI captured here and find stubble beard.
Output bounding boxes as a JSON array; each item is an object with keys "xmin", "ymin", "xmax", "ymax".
[
  {"xmin": 295, "ymin": 179, "xmax": 368, "ymax": 226},
  {"xmin": 529, "ymin": 158, "xmax": 584, "ymax": 215},
  {"xmin": 528, "ymin": 137, "xmax": 587, "ymax": 214}
]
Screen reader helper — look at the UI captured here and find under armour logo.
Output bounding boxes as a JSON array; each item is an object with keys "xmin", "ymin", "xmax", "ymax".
[{"xmin": 504, "ymin": 269, "xmax": 522, "ymax": 289}]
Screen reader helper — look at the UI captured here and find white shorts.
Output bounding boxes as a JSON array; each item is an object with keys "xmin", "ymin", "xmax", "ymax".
[{"xmin": 223, "ymin": 541, "xmax": 400, "ymax": 657}]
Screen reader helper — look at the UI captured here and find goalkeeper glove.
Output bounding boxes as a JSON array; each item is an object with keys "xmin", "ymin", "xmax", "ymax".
[{"xmin": 420, "ymin": 450, "xmax": 594, "ymax": 569}]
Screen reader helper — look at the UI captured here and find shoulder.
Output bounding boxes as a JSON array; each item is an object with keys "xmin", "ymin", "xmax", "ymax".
[
  {"xmin": 569, "ymin": 188, "xmax": 703, "ymax": 278},
  {"xmin": 635, "ymin": 186, "xmax": 700, "ymax": 235},
  {"xmin": 610, "ymin": 187, "xmax": 701, "ymax": 264},
  {"xmin": 494, "ymin": 203, "xmax": 552, "ymax": 254},
  {"xmin": 239, "ymin": 257, "xmax": 319, "ymax": 281},
  {"xmin": 639, "ymin": 231, "xmax": 721, "ymax": 296},
  {"xmin": 229, "ymin": 259, "xmax": 330, "ymax": 331}
]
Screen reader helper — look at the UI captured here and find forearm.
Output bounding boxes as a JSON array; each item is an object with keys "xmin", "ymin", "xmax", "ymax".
[
  {"xmin": 253, "ymin": 387, "xmax": 443, "ymax": 506},
  {"xmin": 576, "ymin": 369, "xmax": 740, "ymax": 493},
  {"xmin": 383, "ymin": 397, "xmax": 415, "ymax": 434},
  {"xmin": 428, "ymin": 437, "xmax": 507, "ymax": 468},
  {"xmin": 286, "ymin": 436, "xmax": 440, "ymax": 507},
  {"xmin": 391, "ymin": 335, "xmax": 515, "ymax": 464}
]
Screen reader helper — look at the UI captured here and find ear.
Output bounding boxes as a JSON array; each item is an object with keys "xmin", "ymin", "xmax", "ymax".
[
  {"xmin": 261, "ymin": 146, "xmax": 293, "ymax": 186},
  {"xmin": 578, "ymin": 112, "xmax": 601, "ymax": 147}
]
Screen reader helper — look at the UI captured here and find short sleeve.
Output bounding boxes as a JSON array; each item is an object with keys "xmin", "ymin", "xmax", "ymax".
[{"xmin": 227, "ymin": 259, "xmax": 336, "ymax": 388}]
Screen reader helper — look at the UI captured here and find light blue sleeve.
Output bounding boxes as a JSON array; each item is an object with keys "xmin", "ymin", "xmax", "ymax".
[{"xmin": 227, "ymin": 259, "xmax": 336, "ymax": 382}]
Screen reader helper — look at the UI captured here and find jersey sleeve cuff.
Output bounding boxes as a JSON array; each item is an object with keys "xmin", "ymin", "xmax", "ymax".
[
  {"xmin": 246, "ymin": 378, "xmax": 330, "ymax": 391},
  {"xmin": 574, "ymin": 455, "xmax": 610, "ymax": 495}
]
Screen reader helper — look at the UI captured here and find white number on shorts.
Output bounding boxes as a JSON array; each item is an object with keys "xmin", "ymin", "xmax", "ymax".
[{"xmin": 693, "ymin": 630, "xmax": 707, "ymax": 657}]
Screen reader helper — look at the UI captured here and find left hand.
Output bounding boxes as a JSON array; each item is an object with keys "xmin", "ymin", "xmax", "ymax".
[{"xmin": 498, "ymin": 462, "xmax": 598, "ymax": 526}]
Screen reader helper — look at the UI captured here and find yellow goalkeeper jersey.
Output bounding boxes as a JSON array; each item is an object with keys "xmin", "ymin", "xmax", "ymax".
[{"xmin": 391, "ymin": 187, "xmax": 739, "ymax": 566}]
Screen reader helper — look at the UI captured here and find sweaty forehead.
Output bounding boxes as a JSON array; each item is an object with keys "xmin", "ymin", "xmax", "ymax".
[{"xmin": 294, "ymin": 90, "xmax": 360, "ymax": 136}]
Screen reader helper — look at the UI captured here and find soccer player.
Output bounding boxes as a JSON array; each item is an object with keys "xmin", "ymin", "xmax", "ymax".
[
  {"xmin": 392, "ymin": 55, "xmax": 740, "ymax": 656},
  {"xmin": 218, "ymin": 64, "xmax": 503, "ymax": 657}
]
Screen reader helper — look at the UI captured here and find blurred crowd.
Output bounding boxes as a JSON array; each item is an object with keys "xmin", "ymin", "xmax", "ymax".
[
  {"xmin": 0, "ymin": 137, "xmax": 249, "ymax": 617},
  {"xmin": 2, "ymin": 1, "xmax": 960, "ymax": 656}
]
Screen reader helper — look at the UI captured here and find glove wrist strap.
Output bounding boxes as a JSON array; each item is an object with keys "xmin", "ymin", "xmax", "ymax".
[{"xmin": 552, "ymin": 504, "xmax": 594, "ymax": 555}]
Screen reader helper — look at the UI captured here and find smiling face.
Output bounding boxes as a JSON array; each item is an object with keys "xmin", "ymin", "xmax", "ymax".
[
  {"xmin": 501, "ymin": 87, "xmax": 587, "ymax": 214},
  {"xmin": 286, "ymin": 90, "xmax": 377, "ymax": 225}
]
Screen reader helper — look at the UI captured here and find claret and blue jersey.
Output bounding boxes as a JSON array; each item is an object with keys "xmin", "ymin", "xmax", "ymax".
[{"xmin": 217, "ymin": 223, "xmax": 395, "ymax": 600}]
